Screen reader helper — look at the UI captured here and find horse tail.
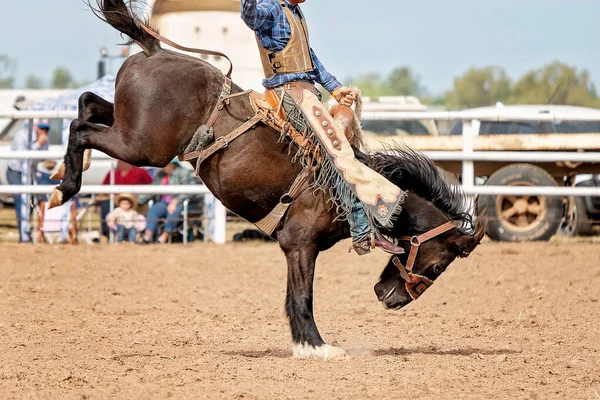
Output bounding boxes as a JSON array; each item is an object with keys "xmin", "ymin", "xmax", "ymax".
[{"xmin": 89, "ymin": 0, "xmax": 160, "ymax": 55}]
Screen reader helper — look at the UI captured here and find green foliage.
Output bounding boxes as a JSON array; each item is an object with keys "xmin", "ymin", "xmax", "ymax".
[
  {"xmin": 445, "ymin": 66, "xmax": 512, "ymax": 110},
  {"xmin": 26, "ymin": 75, "xmax": 44, "ymax": 89},
  {"xmin": 386, "ymin": 67, "xmax": 424, "ymax": 96},
  {"xmin": 347, "ymin": 72, "xmax": 385, "ymax": 97},
  {"xmin": 51, "ymin": 67, "xmax": 77, "ymax": 89},
  {"xmin": 0, "ymin": 54, "xmax": 16, "ymax": 89},
  {"xmin": 509, "ymin": 61, "xmax": 600, "ymax": 107},
  {"xmin": 349, "ymin": 61, "xmax": 600, "ymax": 110},
  {"xmin": 347, "ymin": 67, "xmax": 424, "ymax": 98}
]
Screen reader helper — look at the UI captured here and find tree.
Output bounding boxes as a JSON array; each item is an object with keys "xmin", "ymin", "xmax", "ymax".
[
  {"xmin": 26, "ymin": 75, "xmax": 44, "ymax": 89},
  {"xmin": 509, "ymin": 61, "xmax": 599, "ymax": 107},
  {"xmin": 51, "ymin": 67, "xmax": 76, "ymax": 89},
  {"xmin": 445, "ymin": 66, "xmax": 512, "ymax": 110},
  {"xmin": 0, "ymin": 54, "xmax": 16, "ymax": 88},
  {"xmin": 347, "ymin": 72, "xmax": 385, "ymax": 97},
  {"xmin": 348, "ymin": 66, "xmax": 426, "ymax": 98},
  {"xmin": 384, "ymin": 66, "xmax": 424, "ymax": 96}
]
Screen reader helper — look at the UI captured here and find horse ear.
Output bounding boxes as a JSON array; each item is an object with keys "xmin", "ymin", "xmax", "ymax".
[
  {"xmin": 449, "ymin": 235, "xmax": 477, "ymax": 257},
  {"xmin": 450, "ymin": 230, "xmax": 484, "ymax": 258}
]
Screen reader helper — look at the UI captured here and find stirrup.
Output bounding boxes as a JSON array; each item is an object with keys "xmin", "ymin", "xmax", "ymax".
[{"xmin": 349, "ymin": 232, "xmax": 375, "ymax": 256}]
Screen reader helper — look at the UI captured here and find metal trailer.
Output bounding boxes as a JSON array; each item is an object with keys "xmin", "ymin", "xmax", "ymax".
[{"xmin": 362, "ymin": 106, "xmax": 600, "ymax": 242}]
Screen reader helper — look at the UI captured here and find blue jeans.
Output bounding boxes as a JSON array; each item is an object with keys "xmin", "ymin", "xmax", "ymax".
[
  {"xmin": 6, "ymin": 168, "xmax": 29, "ymax": 242},
  {"xmin": 145, "ymin": 202, "xmax": 184, "ymax": 236},
  {"xmin": 99, "ymin": 200, "xmax": 111, "ymax": 236},
  {"xmin": 117, "ymin": 225, "xmax": 137, "ymax": 243},
  {"xmin": 348, "ymin": 199, "xmax": 371, "ymax": 242}
]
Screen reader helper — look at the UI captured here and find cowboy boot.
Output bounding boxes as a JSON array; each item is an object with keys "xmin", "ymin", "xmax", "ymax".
[
  {"xmin": 352, "ymin": 232, "xmax": 405, "ymax": 256},
  {"xmin": 373, "ymin": 232, "xmax": 405, "ymax": 255}
]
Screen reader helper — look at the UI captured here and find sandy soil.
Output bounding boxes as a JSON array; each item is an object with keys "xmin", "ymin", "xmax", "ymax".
[{"xmin": 1, "ymin": 239, "xmax": 599, "ymax": 399}]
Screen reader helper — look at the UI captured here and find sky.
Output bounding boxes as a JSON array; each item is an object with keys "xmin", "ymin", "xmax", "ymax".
[{"xmin": 1, "ymin": 0, "xmax": 600, "ymax": 94}]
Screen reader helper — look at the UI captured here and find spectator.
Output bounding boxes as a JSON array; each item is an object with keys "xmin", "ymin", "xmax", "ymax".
[
  {"xmin": 139, "ymin": 159, "xmax": 197, "ymax": 244},
  {"xmin": 98, "ymin": 160, "xmax": 153, "ymax": 236},
  {"xmin": 106, "ymin": 193, "xmax": 145, "ymax": 243},
  {"xmin": 6, "ymin": 119, "xmax": 50, "ymax": 242}
]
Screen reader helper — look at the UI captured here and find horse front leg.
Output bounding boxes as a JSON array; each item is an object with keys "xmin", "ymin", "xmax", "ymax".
[
  {"xmin": 282, "ymin": 245, "xmax": 349, "ymax": 360},
  {"xmin": 51, "ymin": 92, "xmax": 114, "ymax": 181}
]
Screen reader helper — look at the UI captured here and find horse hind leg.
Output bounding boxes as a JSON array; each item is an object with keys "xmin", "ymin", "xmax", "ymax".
[
  {"xmin": 51, "ymin": 92, "xmax": 114, "ymax": 180},
  {"xmin": 50, "ymin": 119, "xmax": 117, "ymax": 208}
]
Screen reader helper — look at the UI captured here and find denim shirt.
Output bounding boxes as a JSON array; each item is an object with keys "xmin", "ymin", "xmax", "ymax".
[{"xmin": 241, "ymin": 0, "xmax": 342, "ymax": 92}]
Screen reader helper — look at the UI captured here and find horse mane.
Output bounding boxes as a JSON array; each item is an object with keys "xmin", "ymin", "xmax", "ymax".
[{"xmin": 364, "ymin": 145, "xmax": 476, "ymax": 235}]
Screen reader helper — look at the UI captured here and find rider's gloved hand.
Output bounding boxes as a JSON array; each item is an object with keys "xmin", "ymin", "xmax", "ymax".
[{"xmin": 333, "ymin": 87, "xmax": 356, "ymax": 107}]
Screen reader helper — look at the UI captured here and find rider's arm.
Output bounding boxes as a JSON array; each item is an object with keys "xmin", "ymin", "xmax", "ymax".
[
  {"xmin": 310, "ymin": 48, "xmax": 342, "ymax": 94},
  {"xmin": 241, "ymin": 0, "xmax": 277, "ymax": 30}
]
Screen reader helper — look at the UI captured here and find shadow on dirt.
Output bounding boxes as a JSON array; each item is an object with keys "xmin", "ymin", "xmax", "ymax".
[{"xmin": 223, "ymin": 346, "xmax": 520, "ymax": 359}]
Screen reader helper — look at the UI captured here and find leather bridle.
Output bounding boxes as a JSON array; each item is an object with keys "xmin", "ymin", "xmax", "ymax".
[{"xmin": 391, "ymin": 221, "xmax": 456, "ymax": 300}]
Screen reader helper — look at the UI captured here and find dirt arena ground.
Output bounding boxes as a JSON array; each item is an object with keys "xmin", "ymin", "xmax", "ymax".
[{"xmin": 1, "ymin": 238, "xmax": 599, "ymax": 399}]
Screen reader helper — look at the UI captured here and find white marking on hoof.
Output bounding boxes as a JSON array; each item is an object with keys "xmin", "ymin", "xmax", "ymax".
[
  {"xmin": 48, "ymin": 187, "xmax": 63, "ymax": 209},
  {"xmin": 50, "ymin": 163, "xmax": 66, "ymax": 181},
  {"xmin": 292, "ymin": 343, "xmax": 349, "ymax": 360}
]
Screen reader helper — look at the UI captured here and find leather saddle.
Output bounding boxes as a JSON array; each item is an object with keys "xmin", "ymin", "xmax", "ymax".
[{"xmin": 249, "ymin": 90, "xmax": 358, "ymax": 145}]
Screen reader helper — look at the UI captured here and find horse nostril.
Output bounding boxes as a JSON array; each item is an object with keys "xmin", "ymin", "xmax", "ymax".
[{"xmin": 374, "ymin": 282, "xmax": 387, "ymax": 301}]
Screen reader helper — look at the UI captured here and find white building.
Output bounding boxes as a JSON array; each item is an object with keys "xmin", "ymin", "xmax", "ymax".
[{"xmin": 149, "ymin": 0, "xmax": 264, "ymax": 91}]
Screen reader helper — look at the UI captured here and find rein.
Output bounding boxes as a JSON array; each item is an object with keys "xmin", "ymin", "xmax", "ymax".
[
  {"xmin": 392, "ymin": 221, "xmax": 456, "ymax": 300},
  {"xmin": 129, "ymin": 2, "xmax": 234, "ymax": 78}
]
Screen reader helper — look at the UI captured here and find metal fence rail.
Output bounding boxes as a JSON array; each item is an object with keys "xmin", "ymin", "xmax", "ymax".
[{"xmin": 1, "ymin": 108, "xmax": 599, "ymax": 244}]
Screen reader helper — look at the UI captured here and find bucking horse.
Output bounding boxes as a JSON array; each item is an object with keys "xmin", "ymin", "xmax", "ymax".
[{"xmin": 50, "ymin": 0, "xmax": 484, "ymax": 359}]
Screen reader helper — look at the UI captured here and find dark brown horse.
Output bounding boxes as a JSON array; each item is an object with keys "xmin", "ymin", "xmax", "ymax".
[{"xmin": 52, "ymin": 0, "xmax": 484, "ymax": 359}]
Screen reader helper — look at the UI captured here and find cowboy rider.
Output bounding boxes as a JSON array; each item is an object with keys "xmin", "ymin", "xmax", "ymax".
[{"xmin": 241, "ymin": 0, "xmax": 405, "ymax": 256}]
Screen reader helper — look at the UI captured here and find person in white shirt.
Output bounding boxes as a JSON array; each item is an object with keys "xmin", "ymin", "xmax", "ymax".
[
  {"xmin": 106, "ymin": 193, "xmax": 144, "ymax": 243},
  {"xmin": 6, "ymin": 120, "xmax": 50, "ymax": 242}
]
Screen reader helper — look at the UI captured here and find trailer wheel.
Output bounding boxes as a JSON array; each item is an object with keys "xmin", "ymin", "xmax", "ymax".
[
  {"xmin": 558, "ymin": 197, "xmax": 594, "ymax": 237},
  {"xmin": 478, "ymin": 164, "xmax": 562, "ymax": 242}
]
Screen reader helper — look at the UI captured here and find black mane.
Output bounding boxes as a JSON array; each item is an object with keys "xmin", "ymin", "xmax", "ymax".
[{"xmin": 362, "ymin": 145, "xmax": 475, "ymax": 235}]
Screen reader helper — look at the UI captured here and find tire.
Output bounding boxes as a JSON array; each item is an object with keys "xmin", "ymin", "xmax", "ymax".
[
  {"xmin": 559, "ymin": 197, "xmax": 594, "ymax": 237},
  {"xmin": 478, "ymin": 164, "xmax": 562, "ymax": 242}
]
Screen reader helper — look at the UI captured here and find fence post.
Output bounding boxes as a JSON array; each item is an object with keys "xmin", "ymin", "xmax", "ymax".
[
  {"xmin": 108, "ymin": 158, "xmax": 116, "ymax": 244},
  {"xmin": 183, "ymin": 199, "xmax": 189, "ymax": 245},
  {"xmin": 213, "ymin": 199, "xmax": 227, "ymax": 244},
  {"xmin": 461, "ymin": 120, "xmax": 475, "ymax": 194}
]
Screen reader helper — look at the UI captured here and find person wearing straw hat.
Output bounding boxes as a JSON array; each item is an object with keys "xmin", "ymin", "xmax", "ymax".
[{"xmin": 106, "ymin": 193, "xmax": 144, "ymax": 243}]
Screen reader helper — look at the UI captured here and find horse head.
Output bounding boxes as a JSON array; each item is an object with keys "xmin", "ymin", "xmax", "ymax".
[
  {"xmin": 374, "ymin": 194, "xmax": 485, "ymax": 309},
  {"xmin": 365, "ymin": 146, "xmax": 485, "ymax": 310}
]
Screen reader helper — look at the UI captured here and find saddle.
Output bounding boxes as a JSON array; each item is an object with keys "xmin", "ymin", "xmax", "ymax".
[
  {"xmin": 249, "ymin": 89, "xmax": 358, "ymax": 147},
  {"xmin": 248, "ymin": 89, "xmax": 316, "ymax": 153},
  {"xmin": 179, "ymin": 77, "xmax": 359, "ymax": 235}
]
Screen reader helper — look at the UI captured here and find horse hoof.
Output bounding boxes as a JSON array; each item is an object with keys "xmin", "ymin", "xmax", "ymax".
[
  {"xmin": 292, "ymin": 343, "xmax": 350, "ymax": 360},
  {"xmin": 48, "ymin": 188, "xmax": 63, "ymax": 209},
  {"xmin": 50, "ymin": 163, "xmax": 66, "ymax": 181}
]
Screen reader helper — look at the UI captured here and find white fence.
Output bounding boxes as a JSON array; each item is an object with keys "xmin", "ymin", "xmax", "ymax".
[
  {"xmin": 362, "ymin": 109, "xmax": 600, "ymax": 197},
  {"xmin": 1, "ymin": 108, "xmax": 599, "ymax": 243},
  {"xmin": 0, "ymin": 111, "xmax": 226, "ymax": 243}
]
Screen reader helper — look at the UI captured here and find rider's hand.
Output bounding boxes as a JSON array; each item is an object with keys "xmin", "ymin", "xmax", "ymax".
[{"xmin": 333, "ymin": 87, "xmax": 356, "ymax": 107}]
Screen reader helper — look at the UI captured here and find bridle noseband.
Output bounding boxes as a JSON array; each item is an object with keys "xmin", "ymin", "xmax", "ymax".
[{"xmin": 392, "ymin": 221, "xmax": 456, "ymax": 300}]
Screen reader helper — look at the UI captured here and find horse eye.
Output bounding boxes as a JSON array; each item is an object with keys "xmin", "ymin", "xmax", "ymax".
[{"xmin": 431, "ymin": 264, "xmax": 446, "ymax": 275}]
